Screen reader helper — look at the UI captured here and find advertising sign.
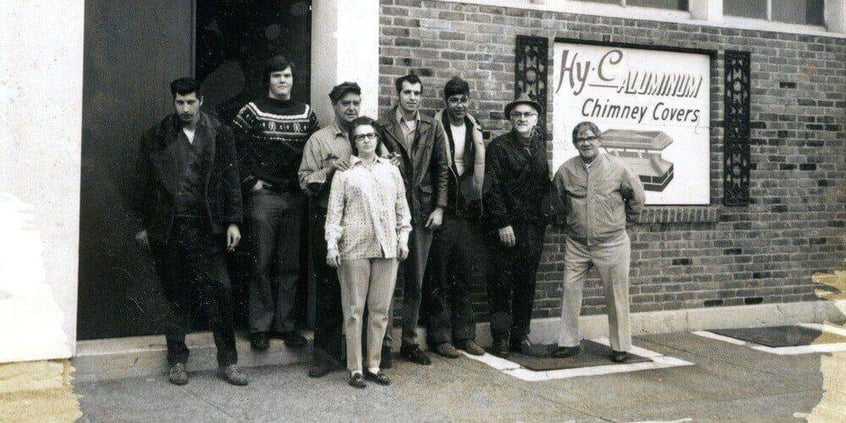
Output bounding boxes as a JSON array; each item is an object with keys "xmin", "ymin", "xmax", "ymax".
[{"xmin": 552, "ymin": 42, "xmax": 711, "ymax": 205}]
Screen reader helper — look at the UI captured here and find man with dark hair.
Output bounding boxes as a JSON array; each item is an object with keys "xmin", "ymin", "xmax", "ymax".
[
  {"xmin": 133, "ymin": 77, "xmax": 247, "ymax": 386},
  {"xmin": 298, "ymin": 81, "xmax": 361, "ymax": 377},
  {"xmin": 425, "ymin": 76, "xmax": 487, "ymax": 357},
  {"xmin": 552, "ymin": 121, "xmax": 644, "ymax": 363},
  {"xmin": 483, "ymin": 94, "xmax": 550, "ymax": 358},
  {"xmin": 377, "ymin": 74, "xmax": 449, "ymax": 366},
  {"xmin": 234, "ymin": 55, "xmax": 319, "ymax": 351}
]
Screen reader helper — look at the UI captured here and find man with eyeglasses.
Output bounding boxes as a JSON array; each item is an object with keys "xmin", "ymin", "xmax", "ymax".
[
  {"xmin": 377, "ymin": 74, "xmax": 450, "ymax": 366},
  {"xmin": 551, "ymin": 121, "xmax": 644, "ymax": 363},
  {"xmin": 425, "ymin": 76, "xmax": 487, "ymax": 358},
  {"xmin": 298, "ymin": 82, "xmax": 361, "ymax": 377},
  {"xmin": 482, "ymin": 94, "xmax": 551, "ymax": 357}
]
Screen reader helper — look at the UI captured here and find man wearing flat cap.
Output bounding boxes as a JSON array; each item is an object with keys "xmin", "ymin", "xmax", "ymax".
[
  {"xmin": 482, "ymin": 93, "xmax": 551, "ymax": 358},
  {"xmin": 298, "ymin": 81, "xmax": 361, "ymax": 377},
  {"xmin": 551, "ymin": 121, "xmax": 644, "ymax": 363}
]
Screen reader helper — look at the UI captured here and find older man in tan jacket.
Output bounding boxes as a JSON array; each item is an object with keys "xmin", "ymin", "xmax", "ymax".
[{"xmin": 552, "ymin": 121, "xmax": 645, "ymax": 363}]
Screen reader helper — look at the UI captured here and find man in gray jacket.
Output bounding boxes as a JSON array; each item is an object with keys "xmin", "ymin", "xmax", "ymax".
[{"xmin": 551, "ymin": 121, "xmax": 645, "ymax": 363}]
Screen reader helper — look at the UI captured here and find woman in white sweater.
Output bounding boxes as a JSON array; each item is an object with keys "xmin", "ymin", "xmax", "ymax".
[{"xmin": 325, "ymin": 116, "xmax": 412, "ymax": 388}]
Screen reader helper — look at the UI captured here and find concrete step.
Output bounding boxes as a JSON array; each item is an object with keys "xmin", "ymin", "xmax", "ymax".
[
  {"xmin": 70, "ymin": 327, "xmax": 431, "ymax": 383},
  {"xmin": 71, "ymin": 332, "xmax": 313, "ymax": 383}
]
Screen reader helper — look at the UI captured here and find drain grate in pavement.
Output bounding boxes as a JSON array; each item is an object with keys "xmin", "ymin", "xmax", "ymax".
[
  {"xmin": 493, "ymin": 340, "xmax": 650, "ymax": 371},
  {"xmin": 710, "ymin": 325, "xmax": 846, "ymax": 348}
]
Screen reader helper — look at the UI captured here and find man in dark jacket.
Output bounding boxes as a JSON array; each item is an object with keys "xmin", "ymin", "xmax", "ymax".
[
  {"xmin": 482, "ymin": 94, "xmax": 550, "ymax": 358},
  {"xmin": 132, "ymin": 77, "xmax": 247, "ymax": 386},
  {"xmin": 425, "ymin": 77, "xmax": 487, "ymax": 358},
  {"xmin": 378, "ymin": 74, "xmax": 450, "ymax": 366}
]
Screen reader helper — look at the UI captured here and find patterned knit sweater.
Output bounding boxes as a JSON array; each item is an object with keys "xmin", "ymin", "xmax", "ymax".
[{"xmin": 233, "ymin": 97, "xmax": 319, "ymax": 192}]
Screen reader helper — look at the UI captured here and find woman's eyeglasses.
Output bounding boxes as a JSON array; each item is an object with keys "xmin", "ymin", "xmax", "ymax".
[{"xmin": 353, "ymin": 133, "xmax": 379, "ymax": 141}]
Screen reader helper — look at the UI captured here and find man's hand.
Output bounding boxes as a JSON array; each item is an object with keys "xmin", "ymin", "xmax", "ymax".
[
  {"xmin": 326, "ymin": 248, "xmax": 341, "ymax": 269},
  {"xmin": 331, "ymin": 158, "xmax": 351, "ymax": 171},
  {"xmin": 226, "ymin": 224, "xmax": 241, "ymax": 252},
  {"xmin": 135, "ymin": 230, "xmax": 150, "ymax": 251},
  {"xmin": 389, "ymin": 153, "xmax": 402, "ymax": 167},
  {"xmin": 251, "ymin": 180, "xmax": 272, "ymax": 192},
  {"xmin": 425, "ymin": 207, "xmax": 444, "ymax": 230},
  {"xmin": 397, "ymin": 243, "xmax": 409, "ymax": 261},
  {"xmin": 498, "ymin": 226, "xmax": 516, "ymax": 247}
]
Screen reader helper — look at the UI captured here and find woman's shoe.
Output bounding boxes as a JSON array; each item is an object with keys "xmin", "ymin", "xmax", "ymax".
[
  {"xmin": 348, "ymin": 372, "xmax": 366, "ymax": 388},
  {"xmin": 364, "ymin": 370, "xmax": 392, "ymax": 386}
]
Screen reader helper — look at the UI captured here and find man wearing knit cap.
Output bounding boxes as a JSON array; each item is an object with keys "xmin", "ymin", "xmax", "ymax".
[
  {"xmin": 482, "ymin": 93, "xmax": 550, "ymax": 358},
  {"xmin": 234, "ymin": 55, "xmax": 319, "ymax": 352},
  {"xmin": 426, "ymin": 76, "xmax": 487, "ymax": 358},
  {"xmin": 298, "ymin": 81, "xmax": 361, "ymax": 376},
  {"xmin": 551, "ymin": 121, "xmax": 644, "ymax": 363}
]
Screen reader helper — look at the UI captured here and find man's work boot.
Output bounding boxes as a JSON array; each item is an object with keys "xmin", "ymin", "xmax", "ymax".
[
  {"xmin": 551, "ymin": 345, "xmax": 581, "ymax": 359},
  {"xmin": 456, "ymin": 339, "xmax": 485, "ymax": 356},
  {"xmin": 167, "ymin": 362, "xmax": 188, "ymax": 386},
  {"xmin": 281, "ymin": 331, "xmax": 308, "ymax": 348},
  {"xmin": 308, "ymin": 353, "xmax": 334, "ymax": 378},
  {"xmin": 510, "ymin": 335, "xmax": 534, "ymax": 356},
  {"xmin": 400, "ymin": 345, "xmax": 432, "ymax": 365},
  {"xmin": 218, "ymin": 365, "xmax": 248, "ymax": 386},
  {"xmin": 434, "ymin": 342, "xmax": 460, "ymax": 358},
  {"xmin": 250, "ymin": 332, "xmax": 269, "ymax": 351},
  {"xmin": 610, "ymin": 350, "xmax": 630, "ymax": 363},
  {"xmin": 491, "ymin": 333, "xmax": 510, "ymax": 358}
]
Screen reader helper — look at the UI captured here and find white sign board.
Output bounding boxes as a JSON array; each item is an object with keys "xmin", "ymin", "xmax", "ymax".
[{"xmin": 552, "ymin": 42, "xmax": 711, "ymax": 205}]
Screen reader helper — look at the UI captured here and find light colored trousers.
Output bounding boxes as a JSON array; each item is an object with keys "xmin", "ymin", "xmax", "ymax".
[
  {"xmin": 558, "ymin": 232, "xmax": 632, "ymax": 352},
  {"xmin": 338, "ymin": 257, "xmax": 399, "ymax": 373}
]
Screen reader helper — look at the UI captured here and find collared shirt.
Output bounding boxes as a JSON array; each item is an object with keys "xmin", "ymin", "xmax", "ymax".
[
  {"xmin": 298, "ymin": 121, "xmax": 353, "ymax": 208},
  {"xmin": 553, "ymin": 152, "xmax": 645, "ymax": 245},
  {"xmin": 174, "ymin": 123, "xmax": 210, "ymax": 217},
  {"xmin": 395, "ymin": 107, "xmax": 419, "ymax": 152},
  {"xmin": 325, "ymin": 156, "xmax": 412, "ymax": 260}
]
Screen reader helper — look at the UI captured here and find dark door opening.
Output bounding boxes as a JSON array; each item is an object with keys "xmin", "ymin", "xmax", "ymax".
[
  {"xmin": 78, "ymin": 0, "xmax": 312, "ymax": 339},
  {"xmin": 195, "ymin": 0, "xmax": 312, "ymax": 124}
]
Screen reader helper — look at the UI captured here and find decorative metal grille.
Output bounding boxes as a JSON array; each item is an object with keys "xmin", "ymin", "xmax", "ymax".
[
  {"xmin": 723, "ymin": 50, "xmax": 751, "ymax": 206},
  {"xmin": 515, "ymin": 35, "xmax": 548, "ymax": 136}
]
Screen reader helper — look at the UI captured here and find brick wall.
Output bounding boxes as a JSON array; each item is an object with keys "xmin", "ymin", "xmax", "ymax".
[{"xmin": 379, "ymin": 0, "xmax": 846, "ymax": 322}]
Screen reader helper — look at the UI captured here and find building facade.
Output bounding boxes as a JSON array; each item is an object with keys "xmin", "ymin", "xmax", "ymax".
[{"xmin": 1, "ymin": 0, "xmax": 844, "ymax": 364}]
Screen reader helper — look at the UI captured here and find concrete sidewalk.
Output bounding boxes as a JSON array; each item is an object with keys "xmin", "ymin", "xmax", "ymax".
[{"xmin": 70, "ymin": 329, "xmax": 846, "ymax": 422}]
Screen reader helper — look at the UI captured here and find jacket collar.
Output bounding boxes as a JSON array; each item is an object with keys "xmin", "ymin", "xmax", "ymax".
[
  {"xmin": 576, "ymin": 151, "xmax": 607, "ymax": 170},
  {"xmin": 161, "ymin": 111, "xmax": 214, "ymax": 142},
  {"xmin": 395, "ymin": 107, "xmax": 420, "ymax": 127}
]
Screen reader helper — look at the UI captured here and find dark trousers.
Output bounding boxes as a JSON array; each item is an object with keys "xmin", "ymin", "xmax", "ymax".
[
  {"xmin": 486, "ymin": 222, "xmax": 546, "ymax": 340},
  {"xmin": 384, "ymin": 222, "xmax": 434, "ymax": 348},
  {"xmin": 426, "ymin": 215, "xmax": 487, "ymax": 344},
  {"xmin": 309, "ymin": 206, "xmax": 343, "ymax": 360},
  {"xmin": 152, "ymin": 217, "xmax": 237, "ymax": 367},
  {"xmin": 248, "ymin": 190, "xmax": 303, "ymax": 334}
]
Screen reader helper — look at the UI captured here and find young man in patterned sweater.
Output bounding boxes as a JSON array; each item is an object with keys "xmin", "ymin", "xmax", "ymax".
[{"xmin": 233, "ymin": 55, "xmax": 319, "ymax": 351}]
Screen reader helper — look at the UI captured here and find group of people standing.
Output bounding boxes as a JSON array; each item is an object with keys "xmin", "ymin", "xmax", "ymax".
[{"xmin": 132, "ymin": 54, "xmax": 645, "ymax": 389}]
